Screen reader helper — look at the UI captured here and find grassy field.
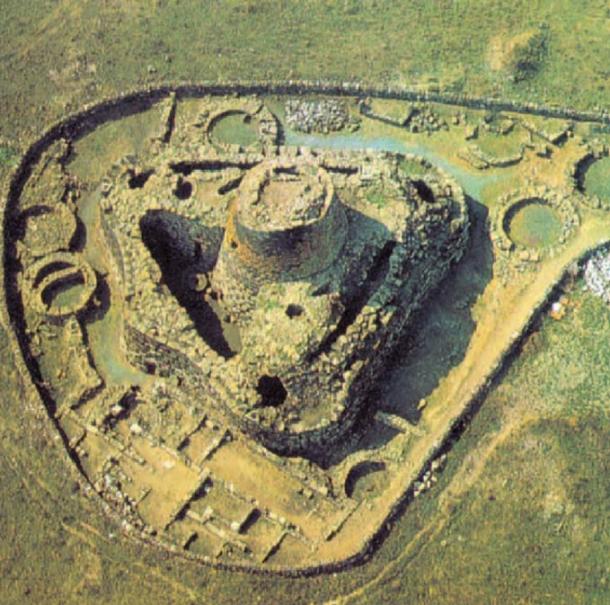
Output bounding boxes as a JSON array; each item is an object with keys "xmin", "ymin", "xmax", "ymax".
[
  {"xmin": 1, "ymin": 2, "xmax": 609, "ymax": 603},
  {"xmin": 1, "ymin": 0, "xmax": 610, "ymax": 144}
]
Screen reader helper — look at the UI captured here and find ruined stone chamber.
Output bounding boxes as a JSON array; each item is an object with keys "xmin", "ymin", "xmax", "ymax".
[{"xmin": 100, "ymin": 137, "xmax": 469, "ymax": 458}]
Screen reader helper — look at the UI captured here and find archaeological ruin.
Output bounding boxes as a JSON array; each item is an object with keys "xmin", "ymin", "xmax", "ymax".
[{"xmin": 4, "ymin": 81, "xmax": 609, "ymax": 574}]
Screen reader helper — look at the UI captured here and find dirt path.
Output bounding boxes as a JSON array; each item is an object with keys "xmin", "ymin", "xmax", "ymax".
[{"xmin": 331, "ymin": 214, "xmax": 610, "ymax": 602}]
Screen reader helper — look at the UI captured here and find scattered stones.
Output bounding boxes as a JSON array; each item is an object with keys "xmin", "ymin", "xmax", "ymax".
[
  {"xmin": 285, "ymin": 98, "xmax": 357, "ymax": 134},
  {"xmin": 584, "ymin": 248, "xmax": 610, "ymax": 303},
  {"xmin": 360, "ymin": 100, "xmax": 447, "ymax": 134}
]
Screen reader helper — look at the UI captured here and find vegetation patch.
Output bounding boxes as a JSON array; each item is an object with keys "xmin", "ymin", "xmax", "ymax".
[
  {"xmin": 506, "ymin": 200, "xmax": 563, "ymax": 248},
  {"xmin": 488, "ymin": 26, "xmax": 550, "ymax": 82},
  {"xmin": 0, "ymin": 145, "xmax": 18, "ymax": 168},
  {"xmin": 396, "ymin": 157, "xmax": 428, "ymax": 180},
  {"xmin": 210, "ymin": 112, "xmax": 259, "ymax": 147},
  {"xmin": 583, "ymin": 156, "xmax": 610, "ymax": 204},
  {"xmin": 365, "ymin": 186, "xmax": 389, "ymax": 208}
]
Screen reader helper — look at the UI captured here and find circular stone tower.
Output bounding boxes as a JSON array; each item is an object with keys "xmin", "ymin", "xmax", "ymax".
[{"xmin": 212, "ymin": 158, "xmax": 347, "ymax": 319}]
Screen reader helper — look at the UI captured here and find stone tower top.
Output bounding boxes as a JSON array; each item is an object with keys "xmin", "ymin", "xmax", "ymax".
[
  {"xmin": 217, "ymin": 158, "xmax": 347, "ymax": 290},
  {"xmin": 238, "ymin": 158, "xmax": 334, "ymax": 230}
]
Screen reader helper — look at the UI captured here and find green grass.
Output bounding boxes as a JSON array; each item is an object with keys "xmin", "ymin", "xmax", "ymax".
[
  {"xmin": 584, "ymin": 156, "xmax": 610, "ymax": 202},
  {"xmin": 211, "ymin": 113, "xmax": 260, "ymax": 147},
  {"xmin": 475, "ymin": 128, "xmax": 524, "ymax": 157},
  {"xmin": 68, "ymin": 105, "xmax": 162, "ymax": 182},
  {"xmin": 507, "ymin": 24, "xmax": 550, "ymax": 82},
  {"xmin": 396, "ymin": 157, "xmax": 428, "ymax": 179},
  {"xmin": 358, "ymin": 419, "xmax": 608, "ymax": 605},
  {"xmin": 464, "ymin": 421, "xmax": 599, "ymax": 599},
  {"xmin": 365, "ymin": 186, "xmax": 389, "ymax": 208},
  {"xmin": 0, "ymin": 145, "xmax": 18, "ymax": 167},
  {"xmin": 510, "ymin": 282, "xmax": 610, "ymax": 417},
  {"xmin": 1, "ymin": 0, "xmax": 610, "ymax": 144},
  {"xmin": 507, "ymin": 201, "xmax": 563, "ymax": 248}
]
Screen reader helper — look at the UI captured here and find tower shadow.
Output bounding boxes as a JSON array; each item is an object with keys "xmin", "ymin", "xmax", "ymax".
[{"xmin": 378, "ymin": 196, "xmax": 494, "ymax": 423}]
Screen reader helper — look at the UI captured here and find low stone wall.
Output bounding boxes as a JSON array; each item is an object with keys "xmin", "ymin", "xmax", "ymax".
[{"xmin": 3, "ymin": 80, "xmax": 610, "ymax": 578}]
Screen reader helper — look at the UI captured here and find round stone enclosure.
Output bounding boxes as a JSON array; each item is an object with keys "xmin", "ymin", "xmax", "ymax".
[
  {"xmin": 582, "ymin": 155, "xmax": 610, "ymax": 204},
  {"xmin": 23, "ymin": 252, "xmax": 97, "ymax": 318},
  {"xmin": 210, "ymin": 111, "xmax": 260, "ymax": 148},
  {"xmin": 504, "ymin": 198, "xmax": 563, "ymax": 249},
  {"xmin": 201, "ymin": 98, "xmax": 279, "ymax": 153},
  {"xmin": 494, "ymin": 187, "xmax": 579, "ymax": 260}
]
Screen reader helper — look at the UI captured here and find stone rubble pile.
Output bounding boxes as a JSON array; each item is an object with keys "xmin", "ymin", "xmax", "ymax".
[
  {"xmin": 285, "ymin": 98, "xmax": 356, "ymax": 134},
  {"xmin": 584, "ymin": 249, "xmax": 610, "ymax": 302},
  {"xmin": 406, "ymin": 105, "xmax": 448, "ymax": 134}
]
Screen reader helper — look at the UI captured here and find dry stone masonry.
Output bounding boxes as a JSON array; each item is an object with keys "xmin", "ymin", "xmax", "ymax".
[
  {"xmin": 285, "ymin": 98, "xmax": 359, "ymax": 134},
  {"xmin": 4, "ymin": 90, "xmax": 468, "ymax": 571},
  {"xmin": 6, "ymin": 81, "xmax": 606, "ymax": 575}
]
